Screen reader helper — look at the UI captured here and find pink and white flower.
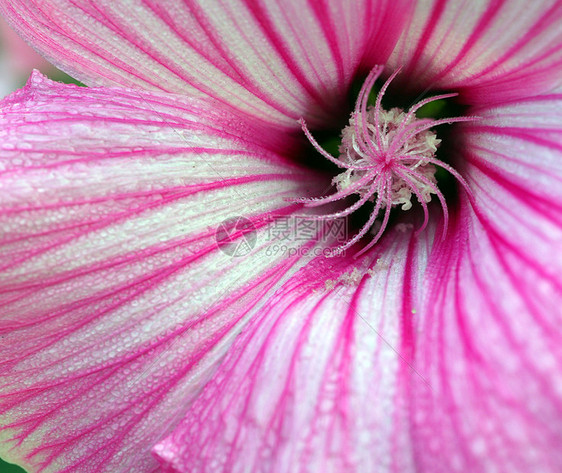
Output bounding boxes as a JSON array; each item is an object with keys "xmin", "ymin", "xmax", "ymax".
[{"xmin": 0, "ymin": 1, "xmax": 561, "ymax": 472}]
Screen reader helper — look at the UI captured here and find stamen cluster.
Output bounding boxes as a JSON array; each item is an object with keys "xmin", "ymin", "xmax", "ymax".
[
  {"xmin": 299, "ymin": 66, "xmax": 473, "ymax": 255},
  {"xmin": 336, "ymin": 106, "xmax": 440, "ymax": 211}
]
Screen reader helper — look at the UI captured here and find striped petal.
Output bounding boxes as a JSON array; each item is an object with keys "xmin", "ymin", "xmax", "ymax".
[
  {"xmin": 153, "ymin": 224, "xmax": 427, "ymax": 473},
  {"xmin": 0, "ymin": 74, "xmax": 332, "ymax": 473},
  {"xmin": 153, "ymin": 95, "xmax": 562, "ymax": 472},
  {"xmin": 408, "ymin": 95, "xmax": 562, "ymax": 472},
  {"xmin": 0, "ymin": 0, "xmax": 410, "ymax": 127},
  {"xmin": 388, "ymin": 0, "xmax": 562, "ymax": 103}
]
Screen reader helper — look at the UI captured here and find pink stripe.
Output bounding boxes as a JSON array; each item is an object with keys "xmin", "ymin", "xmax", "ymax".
[
  {"xmin": 429, "ymin": 0, "xmax": 506, "ymax": 83},
  {"xmin": 404, "ymin": 0, "xmax": 448, "ymax": 75}
]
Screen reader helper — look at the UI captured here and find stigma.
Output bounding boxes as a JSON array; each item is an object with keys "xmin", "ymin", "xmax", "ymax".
[{"xmin": 299, "ymin": 66, "xmax": 475, "ymax": 256}]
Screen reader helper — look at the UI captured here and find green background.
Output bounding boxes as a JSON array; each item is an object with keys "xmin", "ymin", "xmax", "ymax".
[{"xmin": 0, "ymin": 458, "xmax": 26, "ymax": 472}]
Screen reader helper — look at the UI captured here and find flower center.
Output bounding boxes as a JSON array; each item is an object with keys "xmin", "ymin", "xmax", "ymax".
[
  {"xmin": 335, "ymin": 106, "xmax": 441, "ymax": 212},
  {"xmin": 299, "ymin": 66, "xmax": 475, "ymax": 256}
]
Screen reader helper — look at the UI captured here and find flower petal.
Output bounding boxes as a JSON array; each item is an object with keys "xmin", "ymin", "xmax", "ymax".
[
  {"xmin": 388, "ymin": 0, "xmax": 562, "ymax": 103},
  {"xmin": 0, "ymin": 74, "xmax": 329, "ymax": 473},
  {"xmin": 152, "ymin": 224, "xmax": 428, "ymax": 473},
  {"xmin": 153, "ymin": 95, "xmax": 562, "ymax": 473},
  {"xmin": 0, "ymin": 0, "xmax": 410, "ymax": 127},
  {"xmin": 408, "ymin": 95, "xmax": 562, "ymax": 472}
]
